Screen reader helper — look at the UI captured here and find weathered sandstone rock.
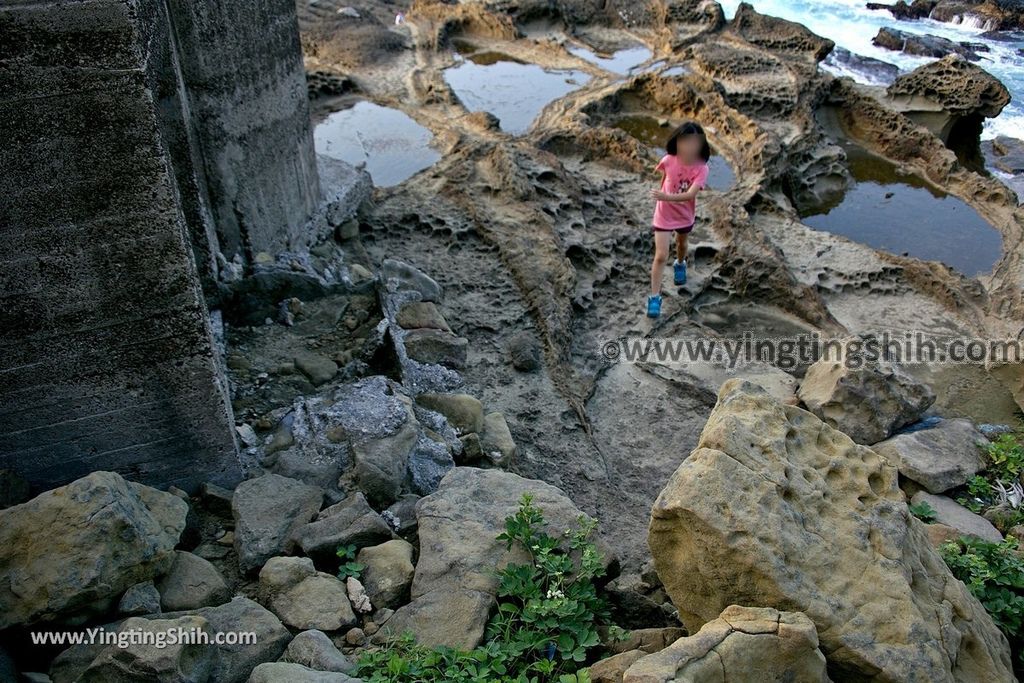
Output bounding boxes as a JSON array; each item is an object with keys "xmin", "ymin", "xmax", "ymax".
[
  {"xmin": 911, "ymin": 491, "xmax": 1003, "ymax": 541},
  {"xmin": 258, "ymin": 556, "xmax": 357, "ymax": 631},
  {"xmin": 157, "ymin": 550, "xmax": 231, "ymax": 611},
  {"xmin": 78, "ymin": 615, "xmax": 215, "ymax": 683},
  {"xmin": 280, "ymin": 629, "xmax": 356, "ymax": 673},
  {"xmin": 622, "ymin": 606, "xmax": 829, "ymax": 683},
  {"xmin": 0, "ymin": 471, "xmax": 187, "ymax": 628},
  {"xmin": 649, "ymin": 380, "xmax": 1013, "ymax": 682},
  {"xmin": 798, "ymin": 354, "xmax": 935, "ymax": 444},
  {"xmin": 873, "ymin": 418, "xmax": 988, "ymax": 493},
  {"xmin": 357, "ymin": 539, "xmax": 415, "ymax": 609}
]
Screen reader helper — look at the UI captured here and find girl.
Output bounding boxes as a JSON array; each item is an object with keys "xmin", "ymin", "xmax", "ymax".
[{"xmin": 646, "ymin": 121, "xmax": 710, "ymax": 318}]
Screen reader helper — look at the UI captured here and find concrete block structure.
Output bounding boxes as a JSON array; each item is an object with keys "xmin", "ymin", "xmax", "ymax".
[{"xmin": 0, "ymin": 0, "xmax": 328, "ymax": 492}]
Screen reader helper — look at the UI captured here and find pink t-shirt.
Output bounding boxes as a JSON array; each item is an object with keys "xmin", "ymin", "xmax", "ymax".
[{"xmin": 652, "ymin": 155, "xmax": 708, "ymax": 229}]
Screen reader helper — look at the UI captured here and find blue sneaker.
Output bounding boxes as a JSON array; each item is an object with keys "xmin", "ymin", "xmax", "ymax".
[
  {"xmin": 646, "ymin": 294, "xmax": 662, "ymax": 318},
  {"xmin": 673, "ymin": 259, "xmax": 687, "ymax": 286}
]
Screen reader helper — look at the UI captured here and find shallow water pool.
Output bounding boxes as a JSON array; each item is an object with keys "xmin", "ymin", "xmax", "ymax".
[
  {"xmin": 314, "ymin": 102, "xmax": 441, "ymax": 187},
  {"xmin": 445, "ymin": 54, "xmax": 591, "ymax": 135},
  {"xmin": 567, "ymin": 45, "xmax": 653, "ymax": 74},
  {"xmin": 801, "ymin": 142, "xmax": 1002, "ymax": 276}
]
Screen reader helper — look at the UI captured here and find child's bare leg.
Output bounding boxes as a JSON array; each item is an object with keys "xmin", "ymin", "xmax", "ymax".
[
  {"xmin": 650, "ymin": 230, "xmax": 672, "ymax": 294},
  {"xmin": 675, "ymin": 231, "xmax": 688, "ymax": 264}
]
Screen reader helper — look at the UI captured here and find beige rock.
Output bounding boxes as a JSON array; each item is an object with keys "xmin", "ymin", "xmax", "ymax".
[
  {"xmin": 258, "ymin": 557, "xmax": 356, "ymax": 631},
  {"xmin": 357, "ymin": 539, "xmax": 415, "ymax": 608},
  {"xmin": 396, "ymin": 301, "xmax": 452, "ymax": 332},
  {"xmin": 649, "ymin": 380, "xmax": 1013, "ymax": 682},
  {"xmin": 911, "ymin": 492, "xmax": 1003, "ymax": 542},
  {"xmin": 798, "ymin": 353, "xmax": 934, "ymax": 444},
  {"xmin": 0, "ymin": 471, "xmax": 187, "ymax": 628},
  {"xmin": 480, "ymin": 412, "xmax": 517, "ymax": 467},
  {"xmin": 623, "ymin": 605, "xmax": 829, "ymax": 683},
  {"xmin": 608, "ymin": 627, "xmax": 688, "ymax": 655},
  {"xmin": 78, "ymin": 615, "xmax": 215, "ymax": 683},
  {"xmin": 589, "ymin": 650, "xmax": 646, "ymax": 683},
  {"xmin": 157, "ymin": 550, "xmax": 230, "ymax": 611},
  {"xmin": 415, "ymin": 393, "xmax": 484, "ymax": 434}
]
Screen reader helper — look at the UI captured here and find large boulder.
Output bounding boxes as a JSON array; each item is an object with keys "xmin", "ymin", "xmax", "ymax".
[
  {"xmin": 649, "ymin": 380, "xmax": 1013, "ymax": 682},
  {"xmin": 872, "ymin": 418, "xmax": 988, "ymax": 493},
  {"xmin": 798, "ymin": 354, "xmax": 934, "ymax": 444},
  {"xmin": 911, "ymin": 491, "xmax": 1003, "ymax": 541},
  {"xmin": 233, "ymin": 474, "xmax": 323, "ymax": 573},
  {"xmin": 378, "ymin": 467, "xmax": 612, "ymax": 649},
  {"xmin": 622, "ymin": 605, "xmax": 829, "ymax": 683},
  {"xmin": 0, "ymin": 471, "xmax": 187, "ymax": 628},
  {"xmin": 886, "ymin": 54, "xmax": 1011, "ymax": 142},
  {"xmin": 78, "ymin": 615, "xmax": 216, "ymax": 683}
]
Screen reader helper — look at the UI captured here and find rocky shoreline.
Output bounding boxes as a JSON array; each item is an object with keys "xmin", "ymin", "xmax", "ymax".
[{"xmin": 3, "ymin": 0, "xmax": 1024, "ymax": 681}]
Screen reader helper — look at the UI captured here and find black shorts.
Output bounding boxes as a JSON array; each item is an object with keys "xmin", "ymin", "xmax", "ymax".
[{"xmin": 652, "ymin": 223, "xmax": 694, "ymax": 234}]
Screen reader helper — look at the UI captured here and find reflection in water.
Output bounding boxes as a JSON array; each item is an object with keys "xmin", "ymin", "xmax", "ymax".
[
  {"xmin": 445, "ymin": 55, "xmax": 591, "ymax": 135},
  {"xmin": 613, "ymin": 114, "xmax": 737, "ymax": 190},
  {"xmin": 314, "ymin": 102, "xmax": 441, "ymax": 187},
  {"xmin": 567, "ymin": 45, "xmax": 653, "ymax": 74},
  {"xmin": 801, "ymin": 142, "xmax": 1001, "ymax": 276}
]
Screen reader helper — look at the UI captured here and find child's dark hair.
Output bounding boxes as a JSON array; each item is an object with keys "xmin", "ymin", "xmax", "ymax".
[{"xmin": 666, "ymin": 121, "xmax": 711, "ymax": 162}]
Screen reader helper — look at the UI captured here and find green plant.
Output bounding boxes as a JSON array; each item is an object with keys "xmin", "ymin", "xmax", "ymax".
[
  {"xmin": 336, "ymin": 544, "xmax": 364, "ymax": 580},
  {"xmin": 940, "ymin": 537, "xmax": 1024, "ymax": 647},
  {"xmin": 958, "ymin": 475, "xmax": 995, "ymax": 513},
  {"xmin": 987, "ymin": 434, "xmax": 1024, "ymax": 483},
  {"xmin": 909, "ymin": 500, "xmax": 937, "ymax": 523},
  {"xmin": 356, "ymin": 494, "xmax": 618, "ymax": 682}
]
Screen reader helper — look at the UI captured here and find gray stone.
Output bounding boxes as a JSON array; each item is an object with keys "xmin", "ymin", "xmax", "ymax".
[
  {"xmin": 377, "ymin": 588, "xmax": 494, "ymax": 650},
  {"xmin": 396, "ymin": 301, "xmax": 451, "ymax": 332},
  {"xmin": 188, "ymin": 597, "xmax": 292, "ymax": 683},
  {"xmin": 295, "ymin": 351, "xmax": 339, "ymax": 387},
  {"xmin": 248, "ymin": 662, "xmax": 360, "ymax": 682},
  {"xmin": 873, "ymin": 418, "xmax": 988, "ymax": 493},
  {"xmin": 281, "ymin": 629, "xmax": 356, "ymax": 673},
  {"xmin": 798, "ymin": 353, "xmax": 935, "ymax": 444},
  {"xmin": 383, "ymin": 495, "xmax": 420, "ymax": 536},
  {"xmin": 157, "ymin": 551, "xmax": 231, "ymax": 611},
  {"xmin": 406, "ymin": 436, "xmax": 455, "ymax": 495},
  {"xmin": 119, "ymin": 581, "xmax": 162, "ymax": 617},
  {"xmin": 0, "ymin": 472, "xmax": 187, "ymax": 628},
  {"xmin": 200, "ymin": 482, "xmax": 235, "ymax": 517},
  {"xmin": 293, "ymin": 493, "xmax": 394, "ymax": 562},
  {"xmin": 414, "ymin": 393, "xmax": 484, "ymax": 435},
  {"xmin": 357, "ymin": 540, "xmax": 415, "ymax": 609},
  {"xmin": 507, "ymin": 331, "xmax": 541, "ymax": 371},
  {"xmin": 403, "ymin": 329, "xmax": 468, "ymax": 369},
  {"xmin": 911, "ymin": 492, "xmax": 1003, "ymax": 542},
  {"xmin": 259, "ymin": 557, "xmax": 357, "ymax": 631},
  {"xmin": 381, "ymin": 260, "xmax": 443, "ymax": 302},
  {"xmin": 79, "ymin": 616, "xmax": 215, "ymax": 683},
  {"xmin": 264, "ymin": 447, "xmax": 344, "ymax": 496},
  {"xmin": 233, "ymin": 474, "xmax": 323, "ymax": 573}
]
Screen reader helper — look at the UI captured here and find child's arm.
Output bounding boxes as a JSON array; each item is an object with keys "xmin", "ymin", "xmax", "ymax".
[{"xmin": 651, "ymin": 185, "xmax": 701, "ymax": 203}]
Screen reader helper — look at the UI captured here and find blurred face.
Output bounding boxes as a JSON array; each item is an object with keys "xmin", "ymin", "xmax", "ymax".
[{"xmin": 677, "ymin": 134, "xmax": 703, "ymax": 163}]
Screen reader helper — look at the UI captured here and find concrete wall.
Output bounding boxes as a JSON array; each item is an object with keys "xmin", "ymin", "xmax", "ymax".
[
  {"xmin": 166, "ymin": 0, "xmax": 322, "ymax": 263},
  {"xmin": 0, "ymin": 0, "xmax": 241, "ymax": 492}
]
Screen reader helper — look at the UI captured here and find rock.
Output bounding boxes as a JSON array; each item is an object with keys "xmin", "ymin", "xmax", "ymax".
[
  {"xmin": 872, "ymin": 26, "xmax": 983, "ymax": 59},
  {"xmin": 925, "ymin": 522, "xmax": 963, "ymax": 548},
  {"xmin": 347, "ymin": 577, "xmax": 372, "ymax": 614},
  {"xmin": 0, "ymin": 471, "xmax": 187, "ymax": 628},
  {"xmin": 119, "ymin": 581, "xmax": 162, "ymax": 616},
  {"xmin": 236, "ymin": 423, "xmax": 260, "ymax": 448},
  {"xmin": 233, "ymin": 474, "xmax": 323, "ymax": 573},
  {"xmin": 608, "ymin": 627, "xmax": 688, "ymax": 655},
  {"xmin": 293, "ymin": 492, "xmax": 394, "ymax": 563},
  {"xmin": 79, "ymin": 615, "xmax": 215, "ymax": 683},
  {"xmin": 200, "ymin": 482, "xmax": 235, "ymax": 517},
  {"xmin": 396, "ymin": 301, "xmax": 451, "ymax": 332},
  {"xmin": 377, "ymin": 467, "xmax": 611, "ymax": 649},
  {"xmin": 381, "ymin": 259, "xmax": 442, "ymax": 302},
  {"xmin": 357, "ymin": 539, "xmax": 415, "ymax": 608},
  {"xmin": 295, "ymin": 351, "xmax": 339, "ymax": 386},
  {"xmin": 281, "ymin": 629, "xmax": 356, "ymax": 673},
  {"xmin": 797, "ymin": 353, "xmax": 935, "ymax": 444},
  {"xmin": 622, "ymin": 606, "xmax": 829, "ymax": 683},
  {"xmin": 589, "ymin": 651, "xmax": 646, "ymax": 683},
  {"xmin": 349, "ymin": 263, "xmax": 374, "ymax": 283},
  {"xmin": 729, "ymin": 3, "xmax": 834, "ymax": 59},
  {"xmin": 0, "ymin": 468, "xmax": 30, "ymax": 508},
  {"xmin": 649, "ymin": 380, "xmax": 1013, "ymax": 682},
  {"xmin": 188, "ymin": 597, "xmax": 292, "ymax": 683},
  {"xmin": 248, "ymin": 662, "xmax": 360, "ymax": 682},
  {"xmin": 414, "ymin": 393, "xmax": 484, "ymax": 434},
  {"xmin": 507, "ymin": 331, "xmax": 541, "ymax": 371},
  {"xmin": 263, "ymin": 447, "xmax": 344, "ymax": 496},
  {"xmin": 403, "ymin": 328, "xmax": 468, "ymax": 369},
  {"xmin": 382, "ymin": 495, "xmax": 420, "ymax": 536},
  {"xmin": 886, "ymin": 54, "xmax": 1011, "ymax": 142},
  {"xmin": 375, "ymin": 588, "xmax": 494, "ymax": 650},
  {"xmin": 258, "ymin": 556, "xmax": 357, "ymax": 631},
  {"xmin": 911, "ymin": 491, "xmax": 1004, "ymax": 541},
  {"xmin": 985, "ymin": 135, "xmax": 1024, "ymax": 175},
  {"xmin": 873, "ymin": 418, "xmax": 988, "ymax": 493},
  {"xmin": 480, "ymin": 412, "xmax": 517, "ymax": 467},
  {"xmin": 867, "ymin": 0, "xmax": 936, "ymax": 21},
  {"xmin": 157, "ymin": 550, "xmax": 231, "ymax": 611}
]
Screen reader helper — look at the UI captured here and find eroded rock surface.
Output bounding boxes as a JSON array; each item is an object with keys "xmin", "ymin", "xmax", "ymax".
[{"xmin": 649, "ymin": 380, "xmax": 1013, "ymax": 682}]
